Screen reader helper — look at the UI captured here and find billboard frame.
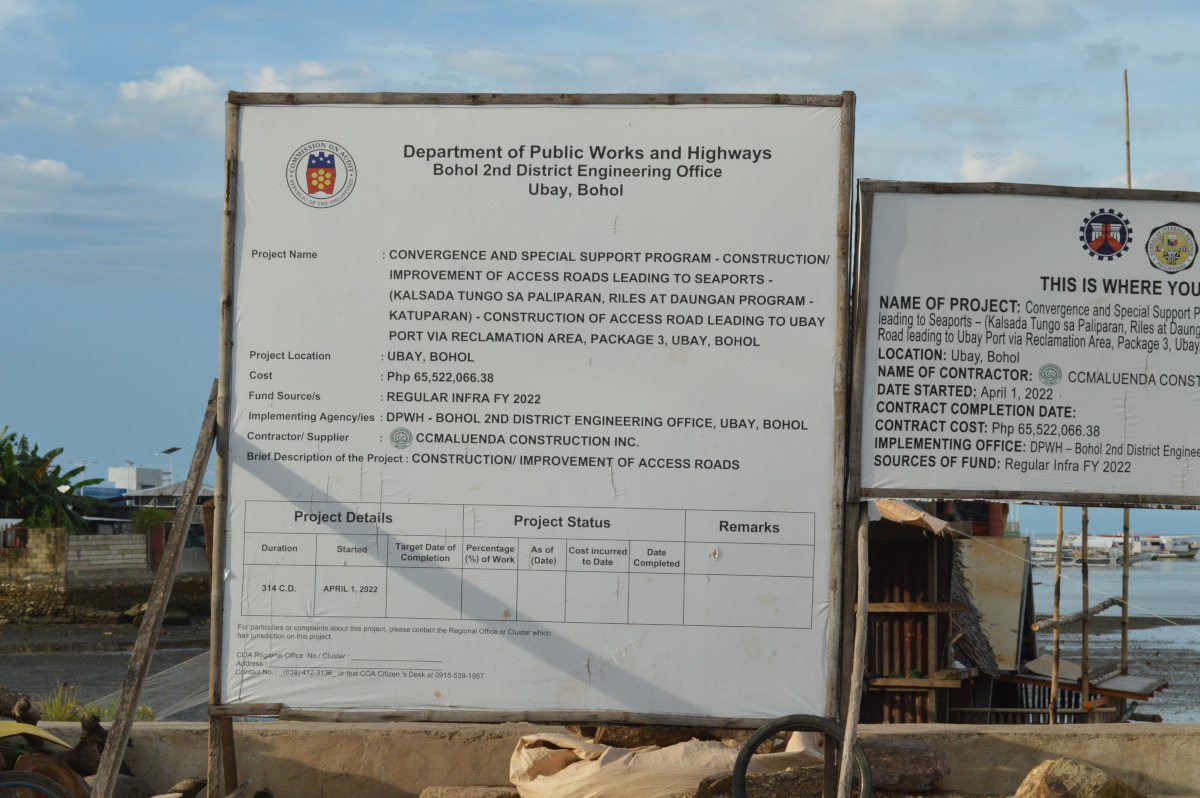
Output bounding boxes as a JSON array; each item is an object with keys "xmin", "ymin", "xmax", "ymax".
[
  {"xmin": 211, "ymin": 92, "xmax": 856, "ymax": 726},
  {"xmin": 850, "ymin": 179, "xmax": 1200, "ymax": 509}
]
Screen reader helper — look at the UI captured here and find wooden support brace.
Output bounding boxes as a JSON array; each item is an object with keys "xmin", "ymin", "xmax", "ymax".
[
  {"xmin": 1032, "ymin": 596, "xmax": 1122, "ymax": 632},
  {"xmin": 92, "ymin": 381, "xmax": 218, "ymax": 798}
]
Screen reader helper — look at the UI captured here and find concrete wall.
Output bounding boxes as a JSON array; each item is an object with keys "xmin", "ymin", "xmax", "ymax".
[
  {"xmin": 867, "ymin": 723, "xmax": 1200, "ymax": 795},
  {"xmin": 179, "ymin": 545, "xmax": 208, "ymax": 574},
  {"xmin": 66, "ymin": 533, "xmax": 148, "ymax": 582},
  {"xmin": 45, "ymin": 721, "xmax": 563, "ymax": 798},
  {"xmin": 0, "ymin": 528, "xmax": 151, "ymax": 584},
  {"xmin": 0, "ymin": 527, "xmax": 65, "ymax": 580},
  {"xmin": 0, "ymin": 526, "xmax": 211, "ymax": 617},
  {"xmin": 0, "ymin": 528, "xmax": 68, "ymax": 615},
  {"xmin": 39, "ymin": 721, "xmax": 1200, "ymax": 798}
]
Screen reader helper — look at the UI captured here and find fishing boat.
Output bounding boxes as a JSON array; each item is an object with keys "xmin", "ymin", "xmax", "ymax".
[
  {"xmin": 1030, "ymin": 540, "xmax": 1068, "ymax": 567},
  {"xmin": 1142, "ymin": 536, "xmax": 1200, "ymax": 559},
  {"xmin": 1069, "ymin": 534, "xmax": 1152, "ymax": 566}
]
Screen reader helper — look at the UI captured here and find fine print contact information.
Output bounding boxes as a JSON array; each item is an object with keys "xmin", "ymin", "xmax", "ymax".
[{"xmin": 233, "ymin": 622, "xmax": 498, "ymax": 681}]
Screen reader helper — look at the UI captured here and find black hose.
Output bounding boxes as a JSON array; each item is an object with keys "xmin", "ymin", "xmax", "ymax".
[{"xmin": 731, "ymin": 714, "xmax": 871, "ymax": 798}]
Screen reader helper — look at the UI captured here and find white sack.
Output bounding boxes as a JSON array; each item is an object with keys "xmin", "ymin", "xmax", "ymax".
[{"xmin": 510, "ymin": 731, "xmax": 820, "ymax": 798}]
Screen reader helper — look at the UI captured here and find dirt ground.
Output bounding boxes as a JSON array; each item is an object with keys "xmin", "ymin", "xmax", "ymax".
[{"xmin": 674, "ymin": 766, "xmax": 1005, "ymax": 798}]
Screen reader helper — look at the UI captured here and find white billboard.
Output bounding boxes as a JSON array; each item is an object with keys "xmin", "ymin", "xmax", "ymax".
[
  {"xmin": 219, "ymin": 96, "xmax": 850, "ymax": 720},
  {"xmin": 857, "ymin": 182, "xmax": 1200, "ymax": 506}
]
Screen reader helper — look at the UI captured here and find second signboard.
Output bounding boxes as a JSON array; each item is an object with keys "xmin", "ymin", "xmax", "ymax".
[{"xmin": 857, "ymin": 181, "xmax": 1200, "ymax": 506}]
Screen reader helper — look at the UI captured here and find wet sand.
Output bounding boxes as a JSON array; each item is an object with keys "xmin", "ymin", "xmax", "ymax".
[{"xmin": 1034, "ymin": 617, "xmax": 1200, "ymax": 722}]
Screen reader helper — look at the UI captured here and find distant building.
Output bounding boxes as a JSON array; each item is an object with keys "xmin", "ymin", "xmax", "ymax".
[{"xmin": 108, "ymin": 466, "xmax": 164, "ymax": 492}]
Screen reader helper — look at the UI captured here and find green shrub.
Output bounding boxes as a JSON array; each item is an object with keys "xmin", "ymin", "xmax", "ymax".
[
  {"xmin": 131, "ymin": 506, "xmax": 171, "ymax": 534},
  {"xmin": 34, "ymin": 682, "xmax": 155, "ymax": 722}
]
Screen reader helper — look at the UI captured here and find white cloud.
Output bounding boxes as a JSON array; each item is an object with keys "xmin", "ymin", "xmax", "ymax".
[
  {"xmin": 242, "ymin": 62, "xmax": 375, "ymax": 93},
  {"xmin": 246, "ymin": 67, "xmax": 288, "ymax": 93},
  {"xmin": 559, "ymin": 0, "xmax": 1089, "ymax": 45},
  {"xmin": 0, "ymin": 0, "xmax": 40, "ymax": 30},
  {"xmin": 119, "ymin": 65, "xmax": 218, "ymax": 103},
  {"xmin": 0, "ymin": 175, "xmax": 218, "ymax": 289},
  {"xmin": 438, "ymin": 48, "xmax": 783, "ymax": 94},
  {"xmin": 0, "ymin": 92, "xmax": 78, "ymax": 130},
  {"xmin": 104, "ymin": 66, "xmax": 224, "ymax": 140},
  {"xmin": 0, "ymin": 153, "xmax": 83, "ymax": 185},
  {"xmin": 957, "ymin": 146, "xmax": 1039, "ymax": 182},
  {"xmin": 812, "ymin": 0, "xmax": 1080, "ymax": 40}
]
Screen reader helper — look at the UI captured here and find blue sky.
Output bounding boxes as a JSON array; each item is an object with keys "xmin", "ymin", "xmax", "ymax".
[{"xmin": 3, "ymin": 0, "xmax": 1200, "ymax": 533}]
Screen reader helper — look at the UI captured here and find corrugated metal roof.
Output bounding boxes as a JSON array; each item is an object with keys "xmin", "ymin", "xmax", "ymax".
[{"xmin": 120, "ymin": 481, "xmax": 214, "ymax": 498}]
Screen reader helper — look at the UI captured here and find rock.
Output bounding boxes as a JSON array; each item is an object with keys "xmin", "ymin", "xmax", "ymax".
[
  {"xmin": 14, "ymin": 752, "xmax": 90, "ymax": 798},
  {"xmin": 860, "ymin": 738, "xmax": 950, "ymax": 792},
  {"xmin": 417, "ymin": 788, "xmax": 520, "ymax": 798},
  {"xmin": 564, "ymin": 724, "xmax": 597, "ymax": 740},
  {"xmin": 166, "ymin": 776, "xmax": 207, "ymax": 798},
  {"xmin": 0, "ymin": 684, "xmax": 31, "ymax": 720},
  {"xmin": 45, "ymin": 714, "xmax": 134, "ymax": 777},
  {"xmin": 693, "ymin": 771, "xmax": 734, "ymax": 798},
  {"xmin": 12, "ymin": 695, "xmax": 43, "ymax": 726},
  {"xmin": 85, "ymin": 773, "xmax": 156, "ymax": 798},
  {"xmin": 1014, "ymin": 757, "xmax": 1141, "ymax": 798}
]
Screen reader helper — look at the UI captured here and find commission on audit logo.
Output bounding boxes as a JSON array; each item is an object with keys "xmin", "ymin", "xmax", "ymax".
[{"xmin": 287, "ymin": 140, "xmax": 357, "ymax": 208}]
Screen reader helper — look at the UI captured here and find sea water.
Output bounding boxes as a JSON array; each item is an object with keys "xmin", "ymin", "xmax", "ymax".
[{"xmin": 1030, "ymin": 557, "xmax": 1200, "ymax": 722}]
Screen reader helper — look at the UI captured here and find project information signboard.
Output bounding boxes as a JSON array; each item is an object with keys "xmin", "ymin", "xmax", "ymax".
[
  {"xmin": 856, "ymin": 181, "xmax": 1200, "ymax": 506},
  {"xmin": 219, "ymin": 95, "xmax": 850, "ymax": 719}
]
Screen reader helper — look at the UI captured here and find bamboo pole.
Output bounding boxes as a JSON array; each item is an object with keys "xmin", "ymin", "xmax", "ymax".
[
  {"xmin": 1081, "ymin": 507, "xmax": 1091, "ymax": 720},
  {"xmin": 1032, "ymin": 597, "xmax": 1121, "ymax": 631},
  {"xmin": 837, "ymin": 506, "xmax": 869, "ymax": 798},
  {"xmin": 1124, "ymin": 70, "xmax": 1132, "ymax": 189},
  {"xmin": 1122, "ymin": 508, "xmax": 1131, "ymax": 675},
  {"xmin": 1122, "ymin": 70, "xmax": 1132, "ymax": 685},
  {"xmin": 1049, "ymin": 507, "xmax": 1064, "ymax": 724}
]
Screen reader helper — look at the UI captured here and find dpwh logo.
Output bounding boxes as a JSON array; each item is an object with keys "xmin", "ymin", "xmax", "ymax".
[
  {"xmin": 1079, "ymin": 209, "xmax": 1131, "ymax": 260},
  {"xmin": 287, "ymin": 141, "xmax": 357, "ymax": 208}
]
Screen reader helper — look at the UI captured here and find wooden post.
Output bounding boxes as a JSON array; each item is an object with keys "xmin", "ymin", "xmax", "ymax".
[
  {"xmin": 926, "ymin": 536, "xmax": 939, "ymax": 720},
  {"xmin": 1049, "ymin": 506, "xmax": 1064, "ymax": 724},
  {"xmin": 1081, "ymin": 507, "xmax": 1090, "ymax": 720},
  {"xmin": 92, "ymin": 381, "xmax": 218, "ymax": 798},
  {"xmin": 1122, "ymin": 508, "xmax": 1130, "ymax": 675},
  {"xmin": 210, "ymin": 95, "xmax": 241, "ymax": 798},
  {"xmin": 837, "ymin": 505, "xmax": 869, "ymax": 798}
]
